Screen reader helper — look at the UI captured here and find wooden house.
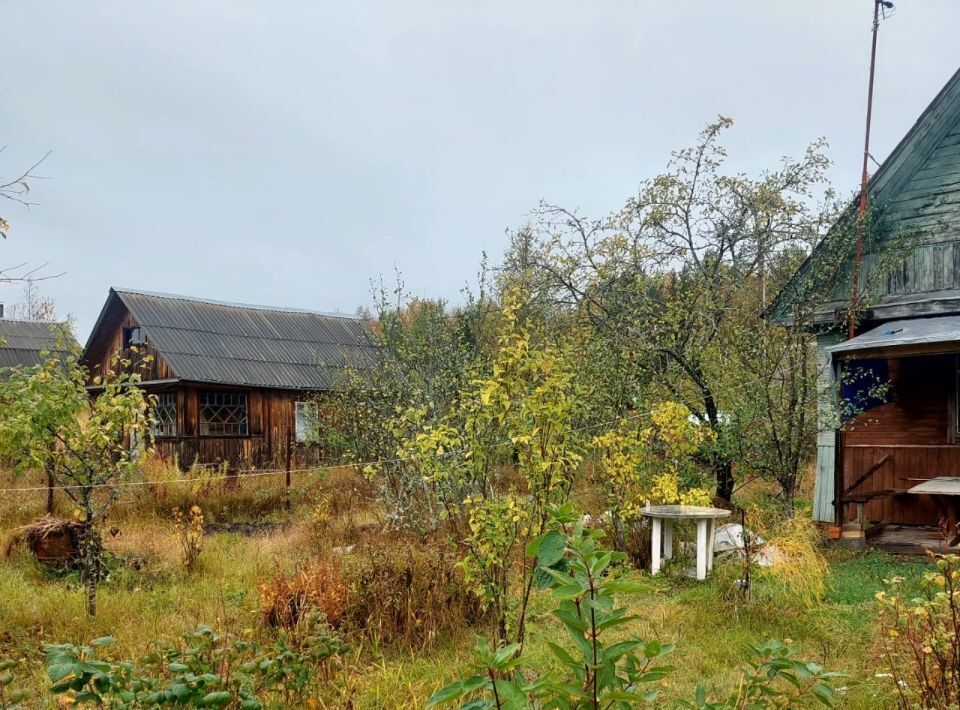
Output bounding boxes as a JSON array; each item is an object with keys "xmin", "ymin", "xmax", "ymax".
[
  {"xmin": 0, "ymin": 317, "xmax": 76, "ymax": 376},
  {"xmin": 771, "ymin": 67, "xmax": 960, "ymax": 551},
  {"xmin": 82, "ymin": 288, "xmax": 377, "ymax": 471}
]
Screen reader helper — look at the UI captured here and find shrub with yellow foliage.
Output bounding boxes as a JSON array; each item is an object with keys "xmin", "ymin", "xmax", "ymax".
[
  {"xmin": 592, "ymin": 401, "xmax": 712, "ymax": 548},
  {"xmin": 876, "ymin": 552, "xmax": 960, "ymax": 708}
]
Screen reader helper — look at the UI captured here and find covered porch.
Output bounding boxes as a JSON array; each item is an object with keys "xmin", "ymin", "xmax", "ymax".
[{"xmin": 828, "ymin": 316, "xmax": 960, "ymax": 554}]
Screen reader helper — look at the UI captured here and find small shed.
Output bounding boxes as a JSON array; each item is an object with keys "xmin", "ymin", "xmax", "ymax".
[
  {"xmin": 771, "ymin": 66, "xmax": 960, "ymax": 552},
  {"xmin": 82, "ymin": 288, "xmax": 378, "ymax": 471}
]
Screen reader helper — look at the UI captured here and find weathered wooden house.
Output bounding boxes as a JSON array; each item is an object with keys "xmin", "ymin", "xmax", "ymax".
[
  {"xmin": 82, "ymin": 288, "xmax": 377, "ymax": 470},
  {"xmin": 0, "ymin": 316, "xmax": 76, "ymax": 375},
  {"xmin": 772, "ymin": 67, "xmax": 960, "ymax": 551}
]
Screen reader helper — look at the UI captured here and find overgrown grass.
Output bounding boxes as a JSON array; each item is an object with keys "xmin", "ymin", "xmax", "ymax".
[{"xmin": 0, "ymin": 465, "xmax": 931, "ymax": 708}]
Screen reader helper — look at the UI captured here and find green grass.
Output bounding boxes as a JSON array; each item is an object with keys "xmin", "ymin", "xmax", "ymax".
[
  {"xmin": 0, "ymin": 475, "xmax": 933, "ymax": 709},
  {"xmin": 342, "ymin": 550, "xmax": 922, "ymax": 708}
]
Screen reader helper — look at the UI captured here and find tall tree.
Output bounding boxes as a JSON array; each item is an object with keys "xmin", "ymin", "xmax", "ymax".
[
  {"xmin": 503, "ymin": 119, "xmax": 837, "ymax": 502},
  {"xmin": 9, "ymin": 278, "xmax": 58, "ymax": 320}
]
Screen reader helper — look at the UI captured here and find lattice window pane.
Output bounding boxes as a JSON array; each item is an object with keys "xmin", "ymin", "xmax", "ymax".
[
  {"xmin": 151, "ymin": 393, "xmax": 177, "ymax": 438},
  {"xmin": 199, "ymin": 392, "xmax": 249, "ymax": 436}
]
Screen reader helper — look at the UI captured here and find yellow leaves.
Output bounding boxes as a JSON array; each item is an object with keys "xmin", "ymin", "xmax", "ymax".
[
  {"xmin": 593, "ymin": 402, "xmax": 708, "ymax": 518},
  {"xmin": 679, "ymin": 487, "xmax": 712, "ymax": 507}
]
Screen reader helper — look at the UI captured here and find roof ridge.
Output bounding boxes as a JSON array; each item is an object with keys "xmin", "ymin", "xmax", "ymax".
[
  {"xmin": 0, "ymin": 318, "xmax": 69, "ymax": 325},
  {"xmin": 113, "ymin": 288, "xmax": 362, "ymax": 321}
]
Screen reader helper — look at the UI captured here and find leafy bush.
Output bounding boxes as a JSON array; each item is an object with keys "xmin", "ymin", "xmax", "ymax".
[
  {"xmin": 876, "ymin": 552, "xmax": 960, "ymax": 709},
  {"xmin": 309, "ymin": 495, "xmax": 332, "ymax": 538},
  {"xmin": 43, "ymin": 616, "xmax": 347, "ymax": 708},
  {"xmin": 0, "ymin": 657, "xmax": 32, "ymax": 708},
  {"xmin": 259, "ymin": 560, "xmax": 349, "ymax": 629},
  {"xmin": 383, "ymin": 289, "xmax": 588, "ymax": 645},
  {"xmin": 429, "ymin": 507, "xmax": 675, "ymax": 708},
  {"xmin": 681, "ymin": 640, "xmax": 840, "ymax": 709},
  {"xmin": 592, "ymin": 402, "xmax": 713, "ymax": 553}
]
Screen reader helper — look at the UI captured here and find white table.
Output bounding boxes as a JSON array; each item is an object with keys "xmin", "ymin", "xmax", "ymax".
[
  {"xmin": 908, "ymin": 477, "xmax": 960, "ymax": 546},
  {"xmin": 640, "ymin": 505, "xmax": 731, "ymax": 580}
]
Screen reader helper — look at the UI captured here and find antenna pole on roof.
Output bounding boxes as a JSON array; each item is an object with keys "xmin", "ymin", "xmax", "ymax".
[{"xmin": 848, "ymin": 0, "xmax": 893, "ymax": 340}]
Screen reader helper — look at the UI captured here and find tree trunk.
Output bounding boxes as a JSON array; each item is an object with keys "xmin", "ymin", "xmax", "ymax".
[
  {"xmin": 45, "ymin": 463, "xmax": 55, "ymax": 515},
  {"xmin": 611, "ymin": 510, "xmax": 626, "ymax": 552},
  {"xmin": 782, "ymin": 483, "xmax": 796, "ymax": 518},
  {"xmin": 715, "ymin": 458, "xmax": 734, "ymax": 503},
  {"xmin": 699, "ymin": 376, "xmax": 735, "ymax": 503},
  {"xmin": 85, "ymin": 566, "xmax": 98, "ymax": 617},
  {"xmin": 79, "ymin": 517, "xmax": 101, "ymax": 617}
]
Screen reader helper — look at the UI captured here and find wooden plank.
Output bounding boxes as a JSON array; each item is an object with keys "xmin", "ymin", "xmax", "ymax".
[
  {"xmin": 842, "ymin": 454, "xmax": 892, "ymax": 496},
  {"xmin": 895, "ymin": 174, "xmax": 960, "ymax": 199}
]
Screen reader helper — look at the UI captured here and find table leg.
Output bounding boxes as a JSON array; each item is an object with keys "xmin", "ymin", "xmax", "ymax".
[
  {"xmin": 651, "ymin": 518, "xmax": 662, "ymax": 575},
  {"xmin": 932, "ymin": 495, "xmax": 960, "ymax": 548},
  {"xmin": 663, "ymin": 519, "xmax": 673, "ymax": 560},
  {"xmin": 707, "ymin": 519, "xmax": 716, "ymax": 572},
  {"xmin": 949, "ymin": 497, "xmax": 960, "ymax": 548},
  {"xmin": 696, "ymin": 519, "xmax": 708, "ymax": 581}
]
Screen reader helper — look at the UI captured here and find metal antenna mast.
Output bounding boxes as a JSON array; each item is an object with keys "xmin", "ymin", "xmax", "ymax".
[{"xmin": 848, "ymin": 0, "xmax": 894, "ymax": 340}]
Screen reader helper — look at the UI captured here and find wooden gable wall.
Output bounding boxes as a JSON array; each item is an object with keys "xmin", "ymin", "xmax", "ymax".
[
  {"xmin": 82, "ymin": 294, "xmax": 175, "ymax": 384},
  {"xmin": 771, "ymin": 68, "xmax": 960, "ymax": 326}
]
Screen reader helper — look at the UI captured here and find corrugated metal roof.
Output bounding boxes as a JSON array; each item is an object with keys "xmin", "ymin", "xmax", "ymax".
[
  {"xmin": 0, "ymin": 320, "xmax": 74, "ymax": 374},
  {"xmin": 111, "ymin": 289, "xmax": 377, "ymax": 390},
  {"xmin": 827, "ymin": 316, "xmax": 960, "ymax": 356}
]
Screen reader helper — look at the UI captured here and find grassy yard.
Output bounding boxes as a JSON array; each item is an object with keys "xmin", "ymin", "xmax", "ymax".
[{"xmin": 0, "ymin": 469, "xmax": 933, "ymax": 708}]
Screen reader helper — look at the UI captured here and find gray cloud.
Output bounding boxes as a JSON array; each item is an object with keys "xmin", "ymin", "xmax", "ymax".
[{"xmin": 1, "ymin": 1, "xmax": 957, "ymax": 338}]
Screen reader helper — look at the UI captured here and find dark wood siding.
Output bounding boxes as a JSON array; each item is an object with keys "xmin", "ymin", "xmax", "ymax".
[
  {"xmin": 83, "ymin": 299, "xmax": 174, "ymax": 383},
  {"xmin": 842, "ymin": 354, "xmax": 958, "ymax": 525},
  {"xmin": 83, "ymin": 293, "xmax": 330, "ymax": 472},
  {"xmin": 150, "ymin": 386, "xmax": 323, "ymax": 471}
]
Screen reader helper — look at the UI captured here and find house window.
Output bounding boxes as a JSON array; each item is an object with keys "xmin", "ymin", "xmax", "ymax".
[
  {"xmin": 151, "ymin": 393, "xmax": 177, "ymax": 438},
  {"xmin": 123, "ymin": 326, "xmax": 145, "ymax": 348},
  {"xmin": 199, "ymin": 392, "xmax": 249, "ymax": 436},
  {"xmin": 295, "ymin": 401, "xmax": 319, "ymax": 443}
]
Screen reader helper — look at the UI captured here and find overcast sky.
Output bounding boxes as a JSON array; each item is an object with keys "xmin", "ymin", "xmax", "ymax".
[{"xmin": 2, "ymin": 1, "xmax": 959, "ymax": 339}]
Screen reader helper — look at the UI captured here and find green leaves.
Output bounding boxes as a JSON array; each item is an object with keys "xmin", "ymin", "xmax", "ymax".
[
  {"xmin": 42, "ymin": 620, "xmax": 348, "ymax": 708},
  {"xmin": 0, "ymin": 342, "xmax": 155, "ymax": 616},
  {"xmin": 0, "ymin": 657, "xmax": 32, "ymax": 707},
  {"xmin": 427, "ymin": 638, "xmax": 531, "ymax": 709},
  {"xmin": 528, "ymin": 530, "xmax": 565, "ymax": 566},
  {"xmin": 679, "ymin": 639, "xmax": 841, "ymax": 709},
  {"xmin": 429, "ymin": 510, "xmax": 675, "ymax": 708}
]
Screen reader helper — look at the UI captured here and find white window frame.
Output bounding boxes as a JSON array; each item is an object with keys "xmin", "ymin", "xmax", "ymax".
[{"xmin": 295, "ymin": 400, "xmax": 319, "ymax": 443}]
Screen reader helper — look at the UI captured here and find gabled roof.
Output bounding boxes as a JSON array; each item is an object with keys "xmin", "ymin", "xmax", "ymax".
[
  {"xmin": 85, "ymin": 288, "xmax": 377, "ymax": 391},
  {"xmin": 770, "ymin": 66, "xmax": 960, "ymax": 326},
  {"xmin": 0, "ymin": 319, "xmax": 75, "ymax": 370}
]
